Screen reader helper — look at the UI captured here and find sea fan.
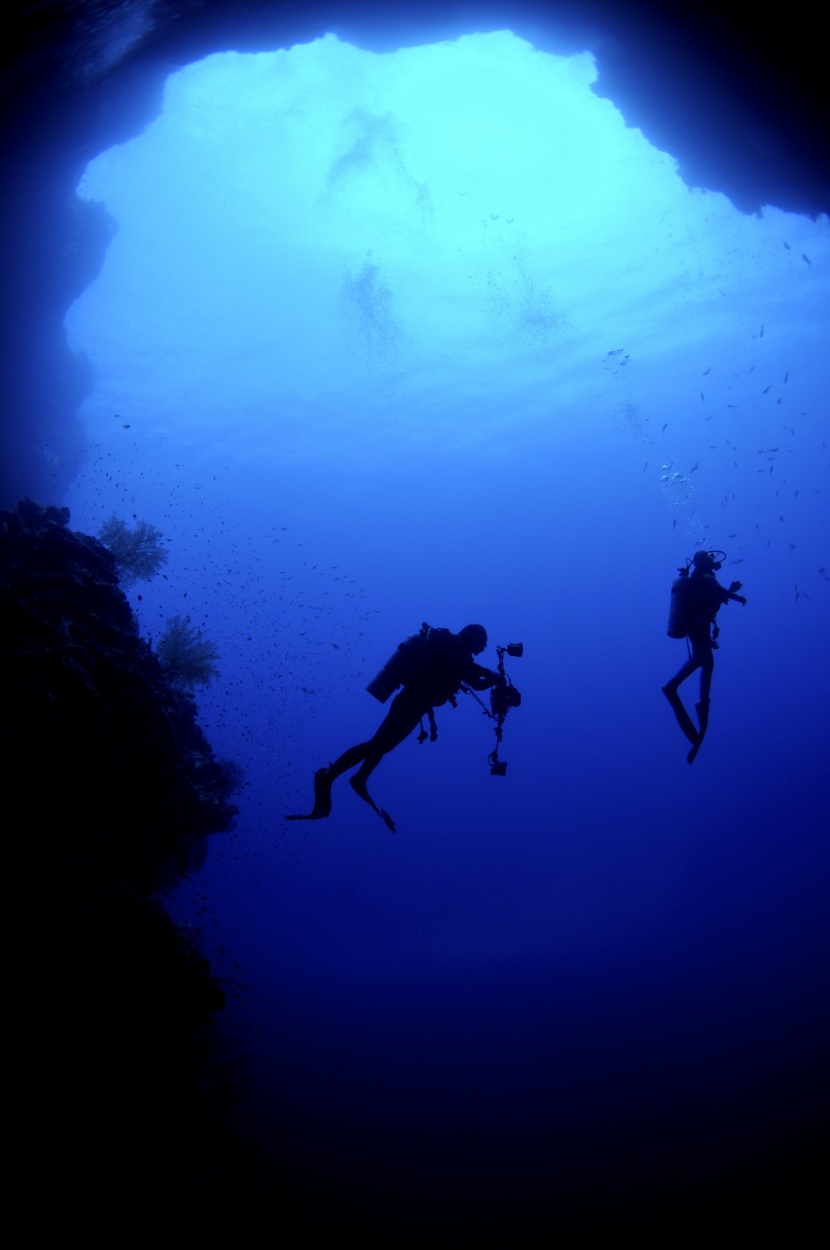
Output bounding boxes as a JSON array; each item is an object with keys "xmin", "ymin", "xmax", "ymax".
[
  {"xmin": 99, "ymin": 516, "xmax": 168, "ymax": 585},
  {"xmin": 157, "ymin": 615, "xmax": 219, "ymax": 689}
]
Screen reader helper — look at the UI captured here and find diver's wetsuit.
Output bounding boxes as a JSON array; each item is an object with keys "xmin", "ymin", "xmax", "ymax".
[
  {"xmin": 327, "ymin": 636, "xmax": 495, "ymax": 793},
  {"xmin": 663, "ymin": 568, "xmax": 745, "ymax": 760},
  {"xmin": 668, "ymin": 619, "xmax": 716, "ymax": 704},
  {"xmin": 665, "ymin": 570, "xmax": 738, "ymax": 701},
  {"xmin": 327, "ymin": 686, "xmax": 438, "ymax": 783}
]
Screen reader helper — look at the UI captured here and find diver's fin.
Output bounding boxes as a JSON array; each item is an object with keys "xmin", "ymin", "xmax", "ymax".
[
  {"xmin": 686, "ymin": 701, "xmax": 710, "ymax": 765},
  {"xmin": 285, "ymin": 766, "xmax": 333, "ymax": 820},
  {"xmin": 696, "ymin": 700, "xmax": 710, "ymax": 735},
  {"xmin": 350, "ymin": 774, "xmax": 397, "ymax": 832},
  {"xmin": 662, "ymin": 684, "xmax": 701, "ymax": 747}
]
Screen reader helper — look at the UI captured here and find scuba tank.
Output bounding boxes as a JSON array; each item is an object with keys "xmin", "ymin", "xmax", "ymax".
[
  {"xmin": 667, "ymin": 567, "xmax": 694, "ymax": 638},
  {"xmin": 366, "ymin": 623, "xmax": 435, "ymax": 703},
  {"xmin": 366, "ymin": 645, "xmax": 413, "ymax": 702}
]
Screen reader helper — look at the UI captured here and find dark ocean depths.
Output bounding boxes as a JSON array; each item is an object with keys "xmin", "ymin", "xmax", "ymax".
[{"xmin": 61, "ymin": 32, "xmax": 827, "ymax": 1240}]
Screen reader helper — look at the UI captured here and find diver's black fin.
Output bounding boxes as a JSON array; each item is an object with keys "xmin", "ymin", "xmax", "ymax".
[
  {"xmin": 350, "ymin": 775, "xmax": 397, "ymax": 832},
  {"xmin": 686, "ymin": 701, "xmax": 710, "ymax": 765},
  {"xmin": 662, "ymin": 684, "xmax": 701, "ymax": 748},
  {"xmin": 696, "ymin": 700, "xmax": 710, "ymax": 735},
  {"xmin": 285, "ymin": 766, "xmax": 333, "ymax": 820}
]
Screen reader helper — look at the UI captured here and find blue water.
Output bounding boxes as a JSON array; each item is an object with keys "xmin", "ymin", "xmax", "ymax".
[{"xmin": 62, "ymin": 32, "xmax": 828, "ymax": 1237}]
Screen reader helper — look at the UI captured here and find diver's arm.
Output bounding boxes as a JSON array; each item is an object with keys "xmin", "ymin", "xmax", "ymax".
[
  {"xmin": 466, "ymin": 664, "xmax": 499, "ymax": 690},
  {"xmin": 714, "ymin": 578, "xmax": 746, "ymax": 606},
  {"xmin": 725, "ymin": 580, "xmax": 747, "ymax": 605}
]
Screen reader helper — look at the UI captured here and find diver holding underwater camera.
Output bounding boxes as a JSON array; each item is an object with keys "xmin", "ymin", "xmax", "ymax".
[{"xmin": 286, "ymin": 623, "xmax": 524, "ymax": 832}]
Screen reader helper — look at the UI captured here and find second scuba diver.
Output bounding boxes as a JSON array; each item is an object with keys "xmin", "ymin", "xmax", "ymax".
[{"xmin": 663, "ymin": 549, "xmax": 747, "ymax": 763}]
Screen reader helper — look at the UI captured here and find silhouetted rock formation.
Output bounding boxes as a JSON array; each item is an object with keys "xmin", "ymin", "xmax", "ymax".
[{"xmin": 1, "ymin": 499, "xmax": 263, "ymax": 1232}]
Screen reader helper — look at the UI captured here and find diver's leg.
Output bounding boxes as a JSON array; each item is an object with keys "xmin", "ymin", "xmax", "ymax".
[
  {"xmin": 663, "ymin": 647, "xmax": 702, "ymax": 746},
  {"xmin": 698, "ymin": 648, "xmax": 714, "ymax": 705},
  {"xmin": 328, "ymin": 741, "xmax": 371, "ymax": 779},
  {"xmin": 348, "ymin": 693, "xmax": 424, "ymax": 831},
  {"xmin": 284, "ymin": 739, "xmax": 372, "ymax": 821},
  {"xmin": 686, "ymin": 638, "xmax": 713, "ymax": 763},
  {"xmin": 350, "ymin": 693, "xmax": 423, "ymax": 783},
  {"xmin": 287, "ymin": 693, "xmax": 423, "ymax": 827},
  {"xmin": 663, "ymin": 654, "xmax": 699, "ymax": 693},
  {"xmin": 349, "ymin": 775, "xmax": 397, "ymax": 832}
]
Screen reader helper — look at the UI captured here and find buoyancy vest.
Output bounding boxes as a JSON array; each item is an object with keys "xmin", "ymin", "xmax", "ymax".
[
  {"xmin": 667, "ymin": 570, "xmax": 726, "ymax": 639},
  {"xmin": 366, "ymin": 623, "xmax": 468, "ymax": 705}
]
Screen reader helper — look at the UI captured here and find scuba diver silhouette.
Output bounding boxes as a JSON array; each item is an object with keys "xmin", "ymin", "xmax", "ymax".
[
  {"xmin": 662, "ymin": 549, "xmax": 747, "ymax": 763},
  {"xmin": 286, "ymin": 623, "xmax": 499, "ymax": 832}
]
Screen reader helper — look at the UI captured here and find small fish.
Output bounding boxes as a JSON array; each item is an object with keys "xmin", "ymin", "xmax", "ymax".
[
  {"xmin": 700, "ymin": 392, "xmax": 705, "ymax": 403},
  {"xmin": 760, "ymin": 325, "xmax": 764, "ymax": 337},
  {"xmin": 784, "ymin": 370, "xmax": 789, "ymax": 383},
  {"xmin": 763, "ymin": 385, "xmax": 771, "ymax": 394},
  {"xmin": 730, "ymin": 558, "xmax": 744, "ymax": 565},
  {"xmin": 802, "ymin": 254, "xmax": 811, "ymax": 265},
  {"xmin": 703, "ymin": 367, "xmax": 711, "ymax": 375},
  {"xmin": 662, "ymin": 423, "xmax": 668, "ymax": 432},
  {"xmin": 689, "ymin": 462, "xmax": 699, "ymax": 473}
]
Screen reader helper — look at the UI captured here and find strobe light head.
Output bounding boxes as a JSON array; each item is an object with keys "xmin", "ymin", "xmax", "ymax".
[{"xmin": 496, "ymin": 642, "xmax": 523, "ymax": 660}]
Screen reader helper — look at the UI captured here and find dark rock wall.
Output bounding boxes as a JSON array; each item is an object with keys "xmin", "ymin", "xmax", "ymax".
[{"xmin": 2, "ymin": 498, "xmax": 256, "ymax": 1230}]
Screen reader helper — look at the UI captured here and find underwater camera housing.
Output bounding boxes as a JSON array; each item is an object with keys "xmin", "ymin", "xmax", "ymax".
[
  {"xmin": 488, "ymin": 643, "xmax": 523, "ymax": 775},
  {"xmin": 490, "ymin": 674, "xmax": 522, "ymax": 720}
]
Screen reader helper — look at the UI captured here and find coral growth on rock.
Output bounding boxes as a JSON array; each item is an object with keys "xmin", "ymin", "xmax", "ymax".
[
  {"xmin": 99, "ymin": 514, "xmax": 168, "ymax": 584},
  {"xmin": 157, "ymin": 614, "xmax": 220, "ymax": 689}
]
